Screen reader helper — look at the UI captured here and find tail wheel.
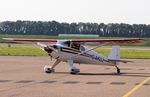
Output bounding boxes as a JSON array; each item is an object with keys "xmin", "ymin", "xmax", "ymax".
[{"xmin": 115, "ymin": 66, "xmax": 120, "ymax": 74}]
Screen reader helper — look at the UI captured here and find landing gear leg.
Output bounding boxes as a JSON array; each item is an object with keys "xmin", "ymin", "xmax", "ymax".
[
  {"xmin": 68, "ymin": 60, "xmax": 80, "ymax": 74},
  {"xmin": 115, "ymin": 66, "xmax": 120, "ymax": 74},
  {"xmin": 44, "ymin": 59, "xmax": 61, "ymax": 74}
]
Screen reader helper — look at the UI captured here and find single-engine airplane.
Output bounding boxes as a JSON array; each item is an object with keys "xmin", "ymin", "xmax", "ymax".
[{"xmin": 3, "ymin": 38, "xmax": 144, "ymax": 74}]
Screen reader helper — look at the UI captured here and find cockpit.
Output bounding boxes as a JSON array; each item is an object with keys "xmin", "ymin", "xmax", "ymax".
[
  {"xmin": 56, "ymin": 40, "xmax": 85, "ymax": 51},
  {"xmin": 57, "ymin": 40, "xmax": 70, "ymax": 47}
]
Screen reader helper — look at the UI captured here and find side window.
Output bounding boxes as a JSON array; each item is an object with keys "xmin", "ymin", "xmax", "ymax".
[
  {"xmin": 71, "ymin": 43, "xmax": 80, "ymax": 50},
  {"xmin": 80, "ymin": 46, "xmax": 85, "ymax": 51},
  {"xmin": 64, "ymin": 41, "xmax": 70, "ymax": 47}
]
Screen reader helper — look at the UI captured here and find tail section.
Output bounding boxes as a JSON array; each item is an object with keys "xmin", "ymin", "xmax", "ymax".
[{"xmin": 108, "ymin": 46, "xmax": 120, "ymax": 61}]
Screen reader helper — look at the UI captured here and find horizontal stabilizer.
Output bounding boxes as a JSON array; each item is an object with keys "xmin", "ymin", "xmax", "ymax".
[{"xmin": 108, "ymin": 59, "xmax": 133, "ymax": 63}]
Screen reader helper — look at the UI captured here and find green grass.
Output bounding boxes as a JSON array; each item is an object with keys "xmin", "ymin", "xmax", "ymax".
[
  {"xmin": 1, "ymin": 34, "xmax": 150, "ymax": 58},
  {"xmin": 121, "ymin": 50, "xmax": 150, "ymax": 59},
  {"xmin": 0, "ymin": 43, "xmax": 47, "ymax": 56},
  {"xmin": 1, "ymin": 43, "xmax": 150, "ymax": 58},
  {"xmin": 96, "ymin": 49, "xmax": 150, "ymax": 59}
]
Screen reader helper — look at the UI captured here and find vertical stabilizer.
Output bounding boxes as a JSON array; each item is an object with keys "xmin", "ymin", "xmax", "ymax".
[{"xmin": 108, "ymin": 46, "xmax": 120, "ymax": 60}]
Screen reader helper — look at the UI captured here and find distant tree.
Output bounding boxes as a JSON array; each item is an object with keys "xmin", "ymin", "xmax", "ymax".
[{"xmin": 0, "ymin": 20, "xmax": 149, "ymax": 37}]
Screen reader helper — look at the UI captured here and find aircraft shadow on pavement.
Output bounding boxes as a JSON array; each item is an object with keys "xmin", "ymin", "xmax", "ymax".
[{"xmin": 54, "ymin": 72, "xmax": 150, "ymax": 78}]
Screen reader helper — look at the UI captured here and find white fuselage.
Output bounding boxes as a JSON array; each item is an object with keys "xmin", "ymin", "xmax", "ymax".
[{"xmin": 49, "ymin": 44, "xmax": 114, "ymax": 66}]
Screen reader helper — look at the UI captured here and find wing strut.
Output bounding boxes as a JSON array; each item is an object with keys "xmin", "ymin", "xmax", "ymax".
[{"xmin": 76, "ymin": 43, "xmax": 109, "ymax": 57}]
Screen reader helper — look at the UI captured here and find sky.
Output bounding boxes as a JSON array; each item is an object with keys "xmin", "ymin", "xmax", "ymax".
[{"xmin": 0, "ymin": 0, "xmax": 150, "ymax": 24}]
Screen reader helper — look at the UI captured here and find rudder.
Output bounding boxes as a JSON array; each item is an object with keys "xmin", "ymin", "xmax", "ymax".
[{"xmin": 108, "ymin": 46, "xmax": 120, "ymax": 60}]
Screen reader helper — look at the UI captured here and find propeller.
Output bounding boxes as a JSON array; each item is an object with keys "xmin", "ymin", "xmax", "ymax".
[
  {"xmin": 37, "ymin": 42, "xmax": 58, "ymax": 52},
  {"xmin": 37, "ymin": 42, "xmax": 58, "ymax": 61}
]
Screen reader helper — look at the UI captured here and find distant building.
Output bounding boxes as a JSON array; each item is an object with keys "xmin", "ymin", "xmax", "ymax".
[{"xmin": 59, "ymin": 34, "xmax": 99, "ymax": 38}]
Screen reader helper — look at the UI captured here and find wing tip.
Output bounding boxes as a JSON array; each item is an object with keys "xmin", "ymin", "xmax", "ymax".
[{"xmin": 2, "ymin": 38, "xmax": 14, "ymax": 41}]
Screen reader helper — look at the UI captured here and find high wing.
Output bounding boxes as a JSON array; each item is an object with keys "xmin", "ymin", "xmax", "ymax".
[
  {"xmin": 3, "ymin": 38, "xmax": 57, "ymax": 43},
  {"xmin": 71, "ymin": 38, "xmax": 144, "ymax": 45},
  {"xmin": 3, "ymin": 38, "xmax": 144, "ymax": 45}
]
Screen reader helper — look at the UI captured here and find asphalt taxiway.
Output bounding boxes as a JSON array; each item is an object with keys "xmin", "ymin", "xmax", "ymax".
[{"xmin": 0, "ymin": 56, "xmax": 150, "ymax": 97}]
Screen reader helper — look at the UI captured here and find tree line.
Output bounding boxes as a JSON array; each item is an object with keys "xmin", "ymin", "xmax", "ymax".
[{"xmin": 0, "ymin": 20, "xmax": 150, "ymax": 37}]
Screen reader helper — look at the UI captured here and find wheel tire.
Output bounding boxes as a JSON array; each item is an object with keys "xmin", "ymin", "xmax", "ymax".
[
  {"xmin": 70, "ymin": 69, "xmax": 80, "ymax": 74},
  {"xmin": 44, "ymin": 66, "xmax": 55, "ymax": 74},
  {"xmin": 117, "ymin": 69, "xmax": 120, "ymax": 75},
  {"xmin": 45, "ymin": 69, "xmax": 52, "ymax": 73},
  {"xmin": 70, "ymin": 72, "xmax": 77, "ymax": 75}
]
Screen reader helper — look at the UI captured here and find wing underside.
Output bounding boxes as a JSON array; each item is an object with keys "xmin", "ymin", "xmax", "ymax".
[
  {"xmin": 3, "ymin": 38, "xmax": 144, "ymax": 45},
  {"xmin": 71, "ymin": 38, "xmax": 144, "ymax": 45}
]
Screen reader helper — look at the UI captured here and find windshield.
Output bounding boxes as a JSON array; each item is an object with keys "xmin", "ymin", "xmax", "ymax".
[{"xmin": 57, "ymin": 40, "xmax": 70, "ymax": 47}]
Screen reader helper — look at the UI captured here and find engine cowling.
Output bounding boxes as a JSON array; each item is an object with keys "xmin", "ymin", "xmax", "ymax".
[{"xmin": 44, "ymin": 47, "xmax": 53, "ymax": 53}]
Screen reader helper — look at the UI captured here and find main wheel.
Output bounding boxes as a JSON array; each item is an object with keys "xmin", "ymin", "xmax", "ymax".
[{"xmin": 70, "ymin": 68, "xmax": 80, "ymax": 74}]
